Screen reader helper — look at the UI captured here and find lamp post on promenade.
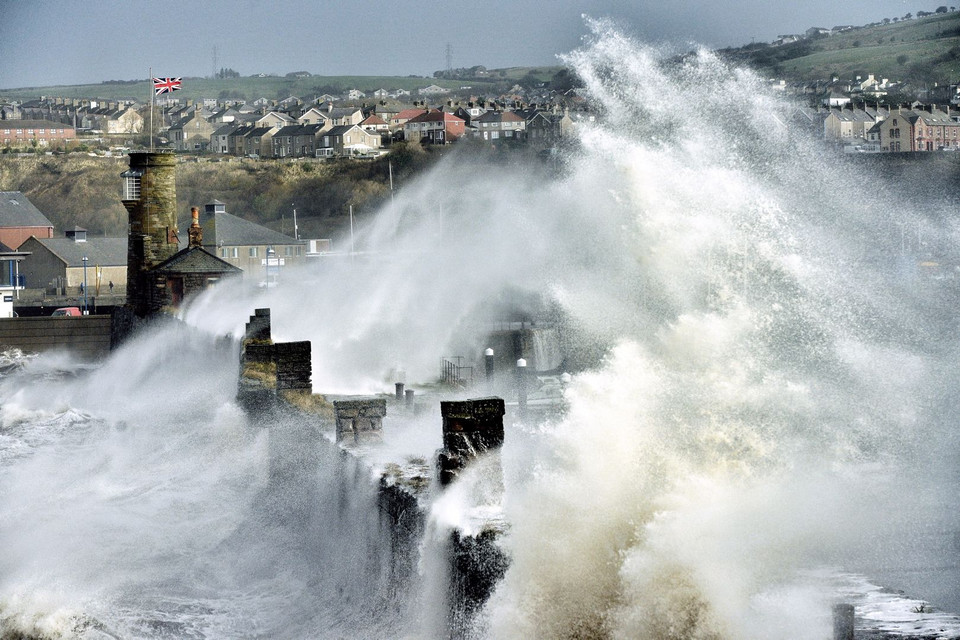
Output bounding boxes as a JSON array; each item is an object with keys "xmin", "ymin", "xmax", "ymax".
[{"xmin": 82, "ymin": 256, "xmax": 88, "ymax": 314}]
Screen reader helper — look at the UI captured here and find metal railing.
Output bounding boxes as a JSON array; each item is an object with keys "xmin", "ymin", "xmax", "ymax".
[{"xmin": 440, "ymin": 356, "xmax": 473, "ymax": 388}]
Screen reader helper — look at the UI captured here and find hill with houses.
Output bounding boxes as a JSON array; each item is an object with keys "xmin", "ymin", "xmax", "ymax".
[{"xmin": 2, "ymin": 8, "xmax": 960, "ymax": 239}]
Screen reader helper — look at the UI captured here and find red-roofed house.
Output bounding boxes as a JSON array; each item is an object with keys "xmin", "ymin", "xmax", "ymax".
[
  {"xmin": 361, "ymin": 114, "xmax": 389, "ymax": 134},
  {"xmin": 403, "ymin": 109, "xmax": 465, "ymax": 144},
  {"xmin": 390, "ymin": 108, "xmax": 428, "ymax": 132}
]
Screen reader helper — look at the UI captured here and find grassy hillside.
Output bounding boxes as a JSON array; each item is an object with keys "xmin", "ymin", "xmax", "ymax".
[
  {"xmin": 0, "ymin": 66, "xmax": 563, "ymax": 103},
  {"xmin": 0, "ymin": 143, "xmax": 444, "ymax": 241},
  {"xmin": 722, "ymin": 11, "xmax": 960, "ymax": 84}
]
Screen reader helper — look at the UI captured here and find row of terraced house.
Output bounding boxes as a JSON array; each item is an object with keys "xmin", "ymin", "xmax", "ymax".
[
  {"xmin": 169, "ymin": 100, "xmax": 581, "ymax": 158},
  {"xmin": 814, "ymin": 103, "xmax": 960, "ymax": 153}
]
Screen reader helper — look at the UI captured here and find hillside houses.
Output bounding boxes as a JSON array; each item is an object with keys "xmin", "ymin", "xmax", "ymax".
[
  {"xmin": 9, "ymin": 61, "xmax": 959, "ymax": 159},
  {"xmin": 818, "ymin": 103, "xmax": 960, "ymax": 153},
  {"xmin": 404, "ymin": 109, "xmax": 466, "ymax": 144},
  {"xmin": 876, "ymin": 107, "xmax": 960, "ymax": 152},
  {"xmin": 7, "ymin": 98, "xmax": 142, "ymax": 135}
]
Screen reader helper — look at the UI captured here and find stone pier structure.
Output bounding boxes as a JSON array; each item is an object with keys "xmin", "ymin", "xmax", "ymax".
[
  {"xmin": 437, "ymin": 397, "xmax": 506, "ymax": 486},
  {"xmin": 237, "ymin": 307, "xmax": 312, "ymax": 412},
  {"xmin": 234, "ymin": 308, "xmax": 508, "ymax": 638}
]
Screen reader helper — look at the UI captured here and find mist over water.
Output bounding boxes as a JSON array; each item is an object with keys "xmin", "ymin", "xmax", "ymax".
[{"xmin": 2, "ymin": 18, "xmax": 960, "ymax": 639}]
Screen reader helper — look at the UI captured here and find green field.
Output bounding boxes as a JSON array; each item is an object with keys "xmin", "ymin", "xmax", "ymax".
[
  {"xmin": 0, "ymin": 67, "xmax": 563, "ymax": 103},
  {"xmin": 724, "ymin": 11, "xmax": 960, "ymax": 84}
]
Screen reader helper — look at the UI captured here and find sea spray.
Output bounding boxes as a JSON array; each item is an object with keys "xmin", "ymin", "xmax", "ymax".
[{"xmin": 1, "ymin": 17, "xmax": 959, "ymax": 640}]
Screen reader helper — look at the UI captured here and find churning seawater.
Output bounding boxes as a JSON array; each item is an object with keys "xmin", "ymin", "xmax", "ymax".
[{"xmin": 3, "ymin": 19, "xmax": 960, "ymax": 639}]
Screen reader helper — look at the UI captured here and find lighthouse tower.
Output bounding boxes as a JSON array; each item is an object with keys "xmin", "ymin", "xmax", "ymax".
[{"xmin": 120, "ymin": 151, "xmax": 179, "ymax": 316}]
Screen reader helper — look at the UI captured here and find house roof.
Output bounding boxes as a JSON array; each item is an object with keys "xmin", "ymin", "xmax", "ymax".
[
  {"xmin": 27, "ymin": 237, "xmax": 127, "ymax": 267},
  {"xmin": 152, "ymin": 246, "xmax": 243, "ymax": 275},
  {"xmin": 406, "ymin": 109, "xmax": 465, "ymax": 124},
  {"xmin": 0, "ymin": 192, "xmax": 55, "ymax": 228},
  {"xmin": 392, "ymin": 108, "xmax": 428, "ymax": 121},
  {"xmin": 916, "ymin": 109, "xmax": 958, "ymax": 125},
  {"xmin": 275, "ymin": 123, "xmax": 325, "ymax": 137},
  {"xmin": 475, "ymin": 110, "xmax": 523, "ymax": 123},
  {"xmin": 212, "ymin": 123, "xmax": 241, "ymax": 136},
  {"xmin": 328, "ymin": 107, "xmax": 363, "ymax": 119},
  {"xmin": 327, "ymin": 124, "xmax": 363, "ymax": 136},
  {"xmin": 0, "ymin": 120, "xmax": 74, "ymax": 130},
  {"xmin": 191, "ymin": 207, "xmax": 302, "ymax": 248},
  {"xmin": 827, "ymin": 108, "xmax": 874, "ymax": 123}
]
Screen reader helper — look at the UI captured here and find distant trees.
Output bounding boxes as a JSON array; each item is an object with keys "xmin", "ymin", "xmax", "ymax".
[
  {"xmin": 215, "ymin": 67, "xmax": 240, "ymax": 79},
  {"xmin": 936, "ymin": 5, "xmax": 949, "ymax": 12},
  {"xmin": 897, "ymin": 54, "xmax": 910, "ymax": 65},
  {"xmin": 433, "ymin": 65, "xmax": 490, "ymax": 80}
]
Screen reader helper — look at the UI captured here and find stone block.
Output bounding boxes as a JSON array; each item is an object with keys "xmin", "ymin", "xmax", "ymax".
[{"xmin": 334, "ymin": 399, "xmax": 387, "ymax": 443}]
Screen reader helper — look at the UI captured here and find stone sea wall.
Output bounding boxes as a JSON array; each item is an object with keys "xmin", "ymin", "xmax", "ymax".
[{"xmin": 236, "ymin": 307, "xmax": 508, "ymax": 637}]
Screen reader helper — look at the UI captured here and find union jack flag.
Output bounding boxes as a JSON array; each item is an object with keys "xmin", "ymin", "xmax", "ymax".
[{"xmin": 153, "ymin": 77, "xmax": 182, "ymax": 95}]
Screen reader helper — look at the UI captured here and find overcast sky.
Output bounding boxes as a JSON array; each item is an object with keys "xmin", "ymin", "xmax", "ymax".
[{"xmin": 0, "ymin": 0, "xmax": 939, "ymax": 89}]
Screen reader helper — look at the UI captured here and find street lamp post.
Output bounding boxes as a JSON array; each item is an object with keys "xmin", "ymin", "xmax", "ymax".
[
  {"xmin": 517, "ymin": 358, "xmax": 528, "ymax": 422},
  {"xmin": 81, "ymin": 256, "xmax": 88, "ymax": 314},
  {"xmin": 265, "ymin": 246, "xmax": 277, "ymax": 287}
]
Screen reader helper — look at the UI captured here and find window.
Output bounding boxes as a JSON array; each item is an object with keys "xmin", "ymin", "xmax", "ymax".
[
  {"xmin": 221, "ymin": 248, "xmax": 227, "ymax": 257},
  {"xmin": 284, "ymin": 246, "xmax": 292, "ymax": 256},
  {"xmin": 230, "ymin": 247, "xmax": 239, "ymax": 258},
  {"xmin": 296, "ymin": 246, "xmax": 302, "ymax": 256},
  {"xmin": 121, "ymin": 170, "xmax": 142, "ymax": 200},
  {"xmin": 249, "ymin": 247, "xmax": 258, "ymax": 257}
]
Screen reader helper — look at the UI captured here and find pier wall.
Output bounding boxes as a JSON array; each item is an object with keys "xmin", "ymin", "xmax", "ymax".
[
  {"xmin": 0, "ymin": 314, "xmax": 112, "ymax": 359},
  {"xmin": 237, "ymin": 308, "xmax": 507, "ymax": 637}
]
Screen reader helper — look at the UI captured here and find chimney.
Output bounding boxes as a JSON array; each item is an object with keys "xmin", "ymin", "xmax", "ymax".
[{"xmin": 188, "ymin": 206, "xmax": 203, "ymax": 248}]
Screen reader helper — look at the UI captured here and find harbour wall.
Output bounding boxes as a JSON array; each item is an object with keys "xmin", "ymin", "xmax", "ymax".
[
  {"xmin": 237, "ymin": 308, "xmax": 508, "ymax": 637},
  {"xmin": 0, "ymin": 314, "xmax": 112, "ymax": 359}
]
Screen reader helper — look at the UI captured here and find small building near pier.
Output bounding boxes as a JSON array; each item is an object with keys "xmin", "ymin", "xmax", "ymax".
[
  {"xmin": 152, "ymin": 207, "xmax": 241, "ymax": 308},
  {"xmin": 189, "ymin": 200, "xmax": 306, "ymax": 276},
  {"xmin": 18, "ymin": 227, "xmax": 126, "ymax": 295}
]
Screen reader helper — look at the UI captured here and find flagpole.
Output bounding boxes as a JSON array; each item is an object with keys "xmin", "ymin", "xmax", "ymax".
[{"xmin": 149, "ymin": 67, "xmax": 154, "ymax": 152}]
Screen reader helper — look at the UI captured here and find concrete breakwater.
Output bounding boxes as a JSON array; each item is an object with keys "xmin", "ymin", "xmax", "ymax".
[{"xmin": 236, "ymin": 307, "xmax": 508, "ymax": 637}]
